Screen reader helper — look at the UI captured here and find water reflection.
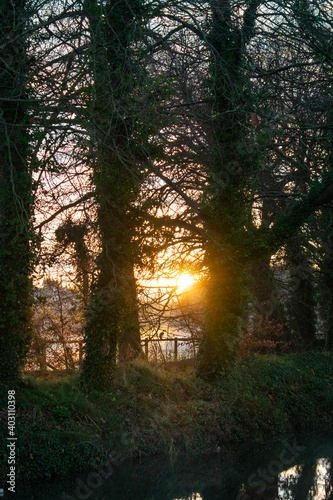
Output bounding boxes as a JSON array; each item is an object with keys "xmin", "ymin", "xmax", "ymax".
[
  {"xmin": 278, "ymin": 465, "xmax": 302, "ymax": 499},
  {"xmin": 174, "ymin": 494, "xmax": 203, "ymax": 500},
  {"xmin": 16, "ymin": 434, "xmax": 333, "ymax": 500},
  {"xmin": 277, "ymin": 458, "xmax": 332, "ymax": 500}
]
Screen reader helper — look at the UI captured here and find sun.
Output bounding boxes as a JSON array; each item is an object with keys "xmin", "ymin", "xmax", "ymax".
[{"xmin": 176, "ymin": 273, "xmax": 195, "ymax": 292}]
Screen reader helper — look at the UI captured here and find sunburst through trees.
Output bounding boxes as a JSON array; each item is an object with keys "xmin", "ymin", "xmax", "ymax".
[{"xmin": 1, "ymin": 0, "xmax": 333, "ymax": 387}]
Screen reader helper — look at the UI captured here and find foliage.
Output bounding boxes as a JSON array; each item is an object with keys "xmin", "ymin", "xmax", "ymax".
[
  {"xmin": 1, "ymin": 352, "xmax": 333, "ymax": 481},
  {"xmin": 239, "ymin": 319, "xmax": 291, "ymax": 358},
  {"xmin": 2, "ymin": 0, "xmax": 333, "ymax": 386},
  {"xmin": 80, "ymin": 0, "xmax": 154, "ymax": 388},
  {"xmin": 27, "ymin": 280, "xmax": 84, "ymax": 371},
  {"xmin": 55, "ymin": 219, "xmax": 91, "ymax": 306},
  {"xmin": 0, "ymin": 374, "xmax": 110, "ymax": 481},
  {"xmin": 0, "ymin": 0, "xmax": 35, "ymax": 385}
]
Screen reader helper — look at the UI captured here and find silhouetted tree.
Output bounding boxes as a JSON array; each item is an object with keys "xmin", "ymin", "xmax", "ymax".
[
  {"xmin": 0, "ymin": 0, "xmax": 34, "ymax": 385},
  {"xmin": 80, "ymin": 0, "xmax": 150, "ymax": 388}
]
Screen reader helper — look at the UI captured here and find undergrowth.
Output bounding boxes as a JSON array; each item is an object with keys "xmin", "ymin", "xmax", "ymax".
[{"xmin": 1, "ymin": 352, "xmax": 333, "ymax": 481}]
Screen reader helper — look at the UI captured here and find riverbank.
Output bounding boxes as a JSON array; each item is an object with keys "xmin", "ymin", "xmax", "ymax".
[{"xmin": 1, "ymin": 351, "xmax": 333, "ymax": 481}]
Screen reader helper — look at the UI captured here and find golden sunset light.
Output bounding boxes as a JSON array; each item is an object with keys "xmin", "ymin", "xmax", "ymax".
[
  {"xmin": 176, "ymin": 273, "xmax": 195, "ymax": 292},
  {"xmin": 141, "ymin": 272, "xmax": 196, "ymax": 293},
  {"xmin": 2, "ymin": 1, "xmax": 333, "ymax": 495}
]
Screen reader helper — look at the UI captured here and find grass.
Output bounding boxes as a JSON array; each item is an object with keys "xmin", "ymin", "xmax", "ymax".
[{"xmin": 1, "ymin": 351, "xmax": 333, "ymax": 481}]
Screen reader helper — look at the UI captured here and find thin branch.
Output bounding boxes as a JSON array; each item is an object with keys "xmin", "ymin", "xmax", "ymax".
[{"xmin": 35, "ymin": 192, "xmax": 95, "ymax": 231}]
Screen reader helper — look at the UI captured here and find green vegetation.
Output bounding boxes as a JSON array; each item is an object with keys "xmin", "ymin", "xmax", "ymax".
[
  {"xmin": 0, "ymin": 6, "xmax": 333, "ymax": 492},
  {"xmin": 0, "ymin": 0, "xmax": 34, "ymax": 386},
  {"xmin": 80, "ymin": 0, "xmax": 150, "ymax": 389},
  {"xmin": 1, "ymin": 352, "xmax": 333, "ymax": 482}
]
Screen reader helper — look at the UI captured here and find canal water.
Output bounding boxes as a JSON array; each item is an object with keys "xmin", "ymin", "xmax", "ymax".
[{"xmin": 11, "ymin": 432, "xmax": 333, "ymax": 499}]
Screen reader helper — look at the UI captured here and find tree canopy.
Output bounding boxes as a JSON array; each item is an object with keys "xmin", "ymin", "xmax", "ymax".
[{"xmin": 1, "ymin": 0, "xmax": 333, "ymax": 387}]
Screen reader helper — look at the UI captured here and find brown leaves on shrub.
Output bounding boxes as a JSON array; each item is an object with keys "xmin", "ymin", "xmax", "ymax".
[{"xmin": 239, "ymin": 319, "xmax": 291, "ymax": 358}]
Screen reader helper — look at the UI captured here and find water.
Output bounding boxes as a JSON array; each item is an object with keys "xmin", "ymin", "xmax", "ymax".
[{"xmin": 11, "ymin": 433, "xmax": 333, "ymax": 499}]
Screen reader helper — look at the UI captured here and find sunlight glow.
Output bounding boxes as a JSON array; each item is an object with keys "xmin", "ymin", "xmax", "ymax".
[
  {"xmin": 141, "ymin": 273, "xmax": 195, "ymax": 292},
  {"xmin": 176, "ymin": 273, "xmax": 195, "ymax": 292}
]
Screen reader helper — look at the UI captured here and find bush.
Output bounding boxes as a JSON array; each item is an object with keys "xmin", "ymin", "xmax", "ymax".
[{"xmin": 239, "ymin": 319, "xmax": 291, "ymax": 358}]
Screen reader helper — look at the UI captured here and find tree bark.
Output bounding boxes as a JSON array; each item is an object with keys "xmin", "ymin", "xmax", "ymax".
[
  {"xmin": 81, "ymin": 0, "xmax": 144, "ymax": 389},
  {"xmin": 0, "ymin": 0, "xmax": 34, "ymax": 384},
  {"xmin": 197, "ymin": 0, "xmax": 262, "ymax": 377}
]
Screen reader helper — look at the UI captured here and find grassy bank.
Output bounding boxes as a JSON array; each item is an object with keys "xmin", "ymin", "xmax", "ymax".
[{"xmin": 1, "ymin": 351, "xmax": 333, "ymax": 481}]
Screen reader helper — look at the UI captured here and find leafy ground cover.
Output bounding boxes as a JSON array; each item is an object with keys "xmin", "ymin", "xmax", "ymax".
[{"xmin": 1, "ymin": 351, "xmax": 333, "ymax": 481}]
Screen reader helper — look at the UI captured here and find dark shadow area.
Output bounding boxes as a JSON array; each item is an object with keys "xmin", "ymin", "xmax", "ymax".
[{"xmin": 14, "ymin": 433, "xmax": 333, "ymax": 500}]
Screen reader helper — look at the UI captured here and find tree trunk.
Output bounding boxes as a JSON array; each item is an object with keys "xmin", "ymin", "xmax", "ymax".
[
  {"xmin": 198, "ymin": 249, "xmax": 245, "ymax": 377},
  {"xmin": 197, "ymin": 1, "xmax": 261, "ymax": 377},
  {"xmin": 294, "ymin": 462, "xmax": 317, "ymax": 500},
  {"xmin": 0, "ymin": 0, "xmax": 33, "ymax": 385},
  {"xmin": 81, "ymin": 0, "xmax": 143, "ymax": 389},
  {"xmin": 118, "ymin": 259, "xmax": 142, "ymax": 361}
]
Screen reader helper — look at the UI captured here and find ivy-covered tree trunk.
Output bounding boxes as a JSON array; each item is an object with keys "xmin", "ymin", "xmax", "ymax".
[
  {"xmin": 250, "ymin": 256, "xmax": 276, "ymax": 319},
  {"xmin": 324, "ymin": 263, "xmax": 333, "ymax": 351},
  {"xmin": 199, "ymin": 247, "xmax": 246, "ymax": 377},
  {"xmin": 0, "ymin": 0, "xmax": 33, "ymax": 385},
  {"xmin": 81, "ymin": 0, "xmax": 144, "ymax": 389},
  {"xmin": 197, "ymin": 0, "xmax": 333, "ymax": 378},
  {"xmin": 118, "ymin": 256, "xmax": 142, "ymax": 362},
  {"xmin": 55, "ymin": 220, "xmax": 91, "ymax": 308},
  {"xmin": 198, "ymin": 1, "xmax": 261, "ymax": 377}
]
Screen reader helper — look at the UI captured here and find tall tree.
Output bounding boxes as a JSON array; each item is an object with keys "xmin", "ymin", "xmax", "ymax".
[
  {"xmin": 197, "ymin": 0, "xmax": 265, "ymax": 377},
  {"xmin": 0, "ymin": 0, "xmax": 34, "ymax": 385},
  {"xmin": 80, "ymin": 0, "xmax": 149, "ymax": 388},
  {"xmin": 321, "ymin": 224, "xmax": 333, "ymax": 350},
  {"xmin": 148, "ymin": 0, "xmax": 333, "ymax": 377}
]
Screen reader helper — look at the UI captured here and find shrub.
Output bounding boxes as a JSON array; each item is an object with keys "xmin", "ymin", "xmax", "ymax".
[{"xmin": 239, "ymin": 319, "xmax": 291, "ymax": 358}]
